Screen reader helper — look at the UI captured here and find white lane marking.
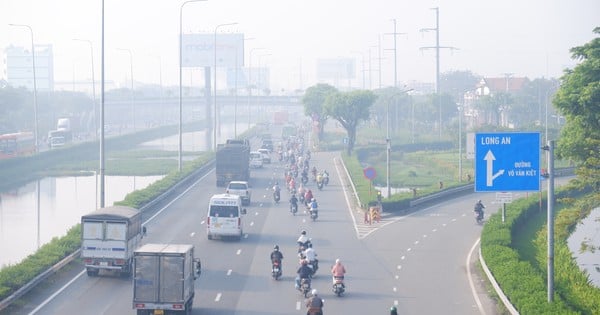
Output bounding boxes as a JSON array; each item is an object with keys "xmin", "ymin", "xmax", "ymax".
[
  {"xmin": 244, "ymin": 233, "xmax": 249, "ymax": 239},
  {"xmin": 407, "ymin": 248, "xmax": 412, "ymax": 252},
  {"xmin": 432, "ymin": 229, "xmax": 437, "ymax": 232},
  {"xmin": 215, "ymin": 293, "xmax": 222, "ymax": 302},
  {"xmin": 296, "ymin": 301, "xmax": 301, "ymax": 310},
  {"xmin": 393, "ymin": 287, "xmax": 397, "ymax": 292},
  {"xmin": 190, "ymin": 232, "xmax": 195, "ymax": 238},
  {"xmin": 30, "ymin": 168, "xmax": 216, "ymax": 314},
  {"xmin": 451, "ymin": 218, "xmax": 457, "ymax": 222},
  {"xmin": 250, "ymin": 221, "xmax": 255, "ymax": 226},
  {"xmin": 467, "ymin": 238, "xmax": 486, "ymax": 315},
  {"xmin": 395, "ymin": 275, "xmax": 400, "ymax": 279},
  {"xmin": 442, "ymin": 223, "xmax": 447, "ymax": 227},
  {"xmin": 394, "ymin": 300, "xmax": 399, "ymax": 306},
  {"xmin": 401, "ymin": 256, "xmax": 406, "ymax": 260},
  {"xmin": 201, "ymin": 220, "xmax": 206, "ymax": 225},
  {"xmin": 236, "ymin": 249, "xmax": 242, "ymax": 255},
  {"xmin": 397, "ymin": 265, "xmax": 402, "ymax": 270},
  {"xmin": 423, "ymin": 234, "xmax": 428, "ymax": 238},
  {"xmin": 414, "ymin": 240, "xmax": 419, "ymax": 245},
  {"xmin": 255, "ymin": 212, "xmax": 259, "ymax": 216},
  {"xmin": 227, "ymin": 269, "xmax": 232, "ymax": 276}
]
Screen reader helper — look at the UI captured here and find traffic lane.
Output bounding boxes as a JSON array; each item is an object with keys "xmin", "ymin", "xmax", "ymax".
[
  {"xmin": 191, "ymin": 163, "xmax": 280, "ymax": 314},
  {"xmin": 234, "ymin": 151, "xmax": 393, "ymax": 315},
  {"xmin": 364, "ymin": 193, "xmax": 502, "ymax": 314}
]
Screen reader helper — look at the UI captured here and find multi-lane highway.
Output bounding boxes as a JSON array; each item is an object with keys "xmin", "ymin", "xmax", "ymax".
[{"xmin": 14, "ymin": 141, "xmax": 504, "ymax": 315}]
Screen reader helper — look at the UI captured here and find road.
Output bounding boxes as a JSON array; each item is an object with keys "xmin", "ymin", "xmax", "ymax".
[{"xmin": 10, "ymin": 139, "xmax": 504, "ymax": 315}]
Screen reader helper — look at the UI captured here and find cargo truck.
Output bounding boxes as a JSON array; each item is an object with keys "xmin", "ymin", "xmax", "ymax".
[
  {"xmin": 215, "ymin": 140, "xmax": 250, "ymax": 186},
  {"xmin": 133, "ymin": 244, "xmax": 201, "ymax": 315},
  {"xmin": 81, "ymin": 206, "xmax": 144, "ymax": 277}
]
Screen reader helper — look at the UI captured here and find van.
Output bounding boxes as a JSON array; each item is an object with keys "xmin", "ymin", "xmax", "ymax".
[
  {"xmin": 249, "ymin": 151, "xmax": 263, "ymax": 168},
  {"xmin": 206, "ymin": 194, "xmax": 247, "ymax": 240}
]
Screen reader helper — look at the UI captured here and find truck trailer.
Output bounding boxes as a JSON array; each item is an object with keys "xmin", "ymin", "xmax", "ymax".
[
  {"xmin": 133, "ymin": 244, "xmax": 201, "ymax": 315},
  {"xmin": 81, "ymin": 206, "xmax": 144, "ymax": 277},
  {"xmin": 215, "ymin": 141, "xmax": 250, "ymax": 186}
]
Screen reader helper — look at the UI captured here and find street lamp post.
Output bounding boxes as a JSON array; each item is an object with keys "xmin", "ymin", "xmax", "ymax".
[
  {"xmin": 248, "ymin": 47, "xmax": 265, "ymax": 129},
  {"xmin": 179, "ymin": 0, "xmax": 207, "ymax": 171},
  {"xmin": 257, "ymin": 54, "xmax": 272, "ymax": 122},
  {"xmin": 9, "ymin": 23, "xmax": 38, "ymax": 152},
  {"xmin": 73, "ymin": 39, "xmax": 97, "ymax": 140},
  {"xmin": 117, "ymin": 48, "xmax": 135, "ymax": 131},
  {"xmin": 214, "ymin": 22, "xmax": 238, "ymax": 148},
  {"xmin": 459, "ymin": 107, "xmax": 463, "ymax": 181}
]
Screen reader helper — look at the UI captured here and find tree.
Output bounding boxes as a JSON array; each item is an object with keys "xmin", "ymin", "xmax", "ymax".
[
  {"xmin": 554, "ymin": 27, "xmax": 600, "ymax": 191},
  {"xmin": 324, "ymin": 90, "xmax": 377, "ymax": 155},
  {"xmin": 302, "ymin": 83, "xmax": 338, "ymax": 140}
]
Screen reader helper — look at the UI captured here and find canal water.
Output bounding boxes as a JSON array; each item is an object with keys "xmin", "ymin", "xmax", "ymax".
[
  {"xmin": 0, "ymin": 175, "xmax": 163, "ymax": 268},
  {"xmin": 567, "ymin": 207, "xmax": 600, "ymax": 288},
  {"xmin": 0, "ymin": 124, "xmax": 249, "ymax": 269}
]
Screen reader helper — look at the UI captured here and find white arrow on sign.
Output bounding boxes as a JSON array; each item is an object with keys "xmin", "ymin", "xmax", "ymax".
[{"xmin": 484, "ymin": 150, "xmax": 505, "ymax": 187}]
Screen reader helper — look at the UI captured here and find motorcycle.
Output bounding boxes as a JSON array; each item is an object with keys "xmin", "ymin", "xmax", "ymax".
[
  {"xmin": 332, "ymin": 276, "xmax": 345, "ymax": 296},
  {"xmin": 310, "ymin": 209, "xmax": 318, "ymax": 221},
  {"xmin": 300, "ymin": 277, "xmax": 312, "ymax": 298},
  {"xmin": 322, "ymin": 172, "xmax": 329, "ymax": 186},
  {"xmin": 301, "ymin": 174, "xmax": 309, "ymax": 185},
  {"xmin": 273, "ymin": 190, "xmax": 281, "ymax": 204},
  {"xmin": 308, "ymin": 259, "xmax": 319, "ymax": 276},
  {"xmin": 299, "ymin": 194, "xmax": 305, "ymax": 204},
  {"xmin": 290, "ymin": 202, "xmax": 298, "ymax": 215},
  {"xmin": 317, "ymin": 180, "xmax": 324, "ymax": 191},
  {"xmin": 271, "ymin": 260, "xmax": 282, "ymax": 280},
  {"xmin": 475, "ymin": 210, "xmax": 484, "ymax": 224}
]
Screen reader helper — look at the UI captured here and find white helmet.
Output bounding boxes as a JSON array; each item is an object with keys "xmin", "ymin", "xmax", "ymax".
[
  {"xmin": 335, "ymin": 258, "xmax": 340, "ymax": 264},
  {"xmin": 311, "ymin": 289, "xmax": 318, "ymax": 295}
]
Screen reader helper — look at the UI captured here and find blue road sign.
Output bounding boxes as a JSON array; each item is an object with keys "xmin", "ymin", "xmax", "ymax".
[
  {"xmin": 363, "ymin": 167, "xmax": 377, "ymax": 180},
  {"xmin": 475, "ymin": 132, "xmax": 540, "ymax": 192}
]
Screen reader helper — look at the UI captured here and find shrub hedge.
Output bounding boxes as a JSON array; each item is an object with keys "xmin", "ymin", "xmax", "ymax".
[{"xmin": 481, "ymin": 183, "xmax": 600, "ymax": 314}]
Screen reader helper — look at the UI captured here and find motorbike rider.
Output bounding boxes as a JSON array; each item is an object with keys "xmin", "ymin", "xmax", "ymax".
[
  {"xmin": 331, "ymin": 258, "xmax": 346, "ymax": 288},
  {"xmin": 304, "ymin": 190, "xmax": 314, "ymax": 206},
  {"xmin": 474, "ymin": 199, "xmax": 485, "ymax": 219},
  {"xmin": 296, "ymin": 259, "xmax": 313, "ymax": 289},
  {"xmin": 297, "ymin": 230, "xmax": 310, "ymax": 248},
  {"xmin": 305, "ymin": 289, "xmax": 324, "ymax": 315},
  {"xmin": 290, "ymin": 193, "xmax": 299, "ymax": 212},
  {"xmin": 303, "ymin": 243, "xmax": 318, "ymax": 274},
  {"xmin": 309, "ymin": 198, "xmax": 318, "ymax": 215},
  {"xmin": 311, "ymin": 166, "xmax": 318, "ymax": 180},
  {"xmin": 322, "ymin": 170, "xmax": 329, "ymax": 184},
  {"xmin": 270, "ymin": 245, "xmax": 284, "ymax": 273},
  {"xmin": 298, "ymin": 184, "xmax": 306, "ymax": 202}
]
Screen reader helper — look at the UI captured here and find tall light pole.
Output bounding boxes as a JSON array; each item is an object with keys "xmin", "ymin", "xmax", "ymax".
[
  {"xmin": 100, "ymin": 0, "xmax": 105, "ymax": 207},
  {"xmin": 117, "ymin": 48, "xmax": 135, "ymax": 131},
  {"xmin": 248, "ymin": 47, "xmax": 265, "ymax": 129},
  {"xmin": 257, "ymin": 53, "xmax": 271, "ymax": 123},
  {"xmin": 73, "ymin": 39, "xmax": 97, "ymax": 140},
  {"xmin": 214, "ymin": 22, "xmax": 238, "ymax": 148},
  {"xmin": 179, "ymin": 0, "xmax": 207, "ymax": 171},
  {"xmin": 351, "ymin": 51, "xmax": 365, "ymax": 89},
  {"xmin": 9, "ymin": 23, "xmax": 38, "ymax": 152},
  {"xmin": 457, "ymin": 104, "xmax": 463, "ymax": 182},
  {"xmin": 386, "ymin": 89, "xmax": 413, "ymax": 198}
]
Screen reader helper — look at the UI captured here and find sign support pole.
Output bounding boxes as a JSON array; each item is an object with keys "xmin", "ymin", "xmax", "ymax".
[{"xmin": 545, "ymin": 140, "xmax": 555, "ymax": 302}]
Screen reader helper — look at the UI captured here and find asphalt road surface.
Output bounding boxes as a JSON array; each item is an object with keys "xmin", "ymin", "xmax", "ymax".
[{"xmin": 11, "ymin": 143, "xmax": 507, "ymax": 315}]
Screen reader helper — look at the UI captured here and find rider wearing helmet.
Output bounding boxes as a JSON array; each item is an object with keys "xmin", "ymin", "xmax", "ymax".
[
  {"xmin": 305, "ymin": 289, "xmax": 324, "ymax": 315},
  {"xmin": 474, "ymin": 199, "xmax": 485, "ymax": 217},
  {"xmin": 331, "ymin": 258, "xmax": 346, "ymax": 287},
  {"xmin": 296, "ymin": 259, "xmax": 313, "ymax": 289},
  {"xmin": 270, "ymin": 245, "xmax": 284, "ymax": 266}
]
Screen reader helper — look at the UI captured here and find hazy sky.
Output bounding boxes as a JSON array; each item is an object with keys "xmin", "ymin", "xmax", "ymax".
[{"xmin": 1, "ymin": 0, "xmax": 598, "ymax": 93}]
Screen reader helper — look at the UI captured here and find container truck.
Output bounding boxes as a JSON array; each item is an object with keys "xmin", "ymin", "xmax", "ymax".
[
  {"xmin": 133, "ymin": 243, "xmax": 201, "ymax": 315},
  {"xmin": 81, "ymin": 206, "xmax": 144, "ymax": 277},
  {"xmin": 215, "ymin": 141, "xmax": 250, "ymax": 186}
]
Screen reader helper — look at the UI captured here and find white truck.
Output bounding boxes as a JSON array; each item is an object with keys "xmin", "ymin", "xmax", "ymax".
[
  {"xmin": 81, "ymin": 206, "xmax": 144, "ymax": 277},
  {"xmin": 133, "ymin": 244, "xmax": 201, "ymax": 315}
]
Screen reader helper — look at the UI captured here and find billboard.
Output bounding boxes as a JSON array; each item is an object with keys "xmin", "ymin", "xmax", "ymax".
[
  {"xmin": 316, "ymin": 58, "xmax": 355, "ymax": 80},
  {"xmin": 181, "ymin": 33, "xmax": 244, "ymax": 68}
]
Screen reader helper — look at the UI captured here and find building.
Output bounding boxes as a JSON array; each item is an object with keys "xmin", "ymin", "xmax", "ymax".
[{"xmin": 3, "ymin": 45, "xmax": 54, "ymax": 91}]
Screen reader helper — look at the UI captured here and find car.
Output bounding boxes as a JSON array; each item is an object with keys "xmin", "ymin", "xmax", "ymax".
[
  {"xmin": 226, "ymin": 181, "xmax": 251, "ymax": 206},
  {"xmin": 261, "ymin": 139, "xmax": 274, "ymax": 152},
  {"xmin": 257, "ymin": 148, "xmax": 271, "ymax": 164},
  {"xmin": 249, "ymin": 151, "xmax": 264, "ymax": 168}
]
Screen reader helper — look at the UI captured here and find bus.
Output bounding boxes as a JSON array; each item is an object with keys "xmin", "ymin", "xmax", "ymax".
[{"xmin": 0, "ymin": 132, "xmax": 36, "ymax": 159}]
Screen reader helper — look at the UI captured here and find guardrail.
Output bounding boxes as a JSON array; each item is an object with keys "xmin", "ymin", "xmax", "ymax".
[
  {"xmin": 409, "ymin": 184, "xmax": 474, "ymax": 208},
  {"xmin": 0, "ymin": 160, "xmax": 216, "ymax": 312}
]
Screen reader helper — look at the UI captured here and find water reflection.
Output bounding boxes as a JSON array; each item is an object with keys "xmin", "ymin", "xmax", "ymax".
[
  {"xmin": 0, "ymin": 175, "xmax": 162, "ymax": 268},
  {"xmin": 567, "ymin": 207, "xmax": 600, "ymax": 288}
]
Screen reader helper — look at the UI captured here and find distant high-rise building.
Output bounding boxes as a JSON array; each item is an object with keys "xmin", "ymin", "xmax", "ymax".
[{"xmin": 4, "ymin": 44, "xmax": 54, "ymax": 91}]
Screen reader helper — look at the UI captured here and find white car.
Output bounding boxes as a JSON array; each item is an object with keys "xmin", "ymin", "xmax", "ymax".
[
  {"xmin": 249, "ymin": 151, "xmax": 263, "ymax": 168},
  {"xmin": 226, "ymin": 181, "xmax": 251, "ymax": 206},
  {"xmin": 257, "ymin": 148, "xmax": 271, "ymax": 164}
]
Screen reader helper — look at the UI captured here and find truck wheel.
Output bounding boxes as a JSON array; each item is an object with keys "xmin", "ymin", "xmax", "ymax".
[{"xmin": 86, "ymin": 268, "xmax": 99, "ymax": 277}]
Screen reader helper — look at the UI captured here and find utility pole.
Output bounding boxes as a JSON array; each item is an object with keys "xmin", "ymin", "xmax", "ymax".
[{"xmin": 420, "ymin": 7, "xmax": 457, "ymax": 139}]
